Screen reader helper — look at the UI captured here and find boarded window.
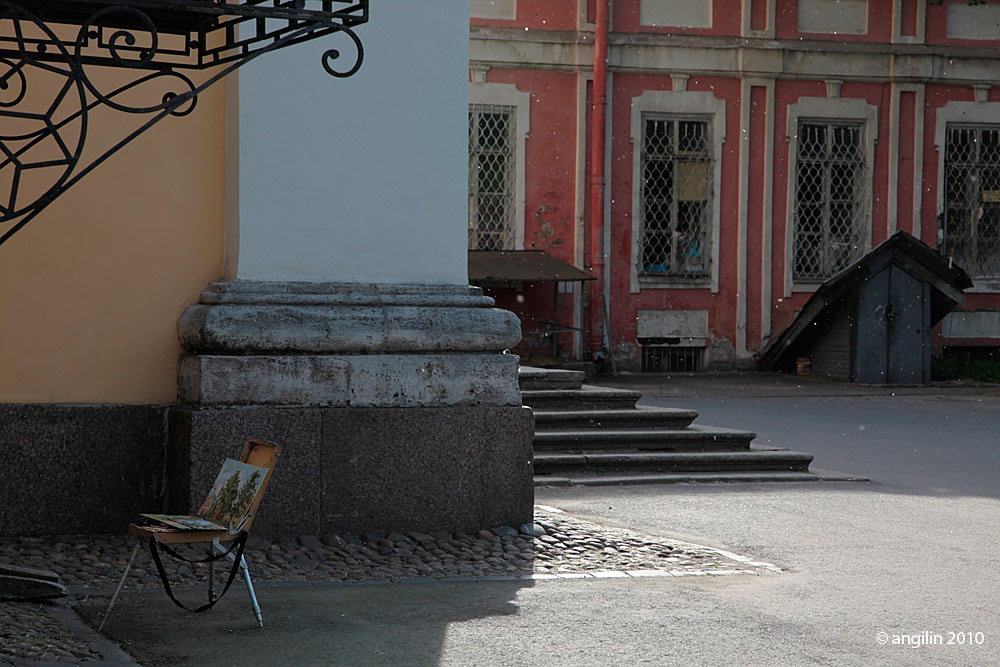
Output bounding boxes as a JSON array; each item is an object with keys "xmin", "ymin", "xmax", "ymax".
[
  {"xmin": 640, "ymin": 0, "xmax": 712, "ymax": 28},
  {"xmin": 469, "ymin": 104, "xmax": 516, "ymax": 251},
  {"xmin": 793, "ymin": 120, "xmax": 867, "ymax": 281},
  {"xmin": 471, "ymin": 0, "xmax": 516, "ymax": 20},
  {"xmin": 942, "ymin": 124, "xmax": 1000, "ymax": 279},
  {"xmin": 797, "ymin": 0, "xmax": 868, "ymax": 35},
  {"xmin": 638, "ymin": 116, "xmax": 713, "ymax": 279}
]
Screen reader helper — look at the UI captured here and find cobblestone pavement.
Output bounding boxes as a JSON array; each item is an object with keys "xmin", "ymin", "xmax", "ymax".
[
  {"xmin": 0, "ymin": 506, "xmax": 780, "ymax": 664},
  {"xmin": 0, "ymin": 603, "xmax": 102, "ymax": 664}
]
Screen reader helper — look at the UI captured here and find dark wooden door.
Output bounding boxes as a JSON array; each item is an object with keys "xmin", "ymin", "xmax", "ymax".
[
  {"xmin": 852, "ymin": 266, "xmax": 930, "ymax": 384},
  {"xmin": 886, "ymin": 266, "xmax": 931, "ymax": 384},
  {"xmin": 854, "ymin": 269, "xmax": 890, "ymax": 383}
]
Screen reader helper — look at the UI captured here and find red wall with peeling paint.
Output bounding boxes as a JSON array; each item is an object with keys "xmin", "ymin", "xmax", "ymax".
[{"xmin": 471, "ymin": 0, "xmax": 1000, "ymax": 367}]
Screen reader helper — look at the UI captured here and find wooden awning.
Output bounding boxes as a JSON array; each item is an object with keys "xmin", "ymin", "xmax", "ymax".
[{"xmin": 468, "ymin": 250, "xmax": 594, "ymax": 283}]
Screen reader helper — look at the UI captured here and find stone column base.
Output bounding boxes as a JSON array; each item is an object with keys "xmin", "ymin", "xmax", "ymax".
[
  {"xmin": 169, "ymin": 404, "xmax": 534, "ymax": 537},
  {"xmin": 172, "ymin": 280, "xmax": 533, "ymax": 537}
]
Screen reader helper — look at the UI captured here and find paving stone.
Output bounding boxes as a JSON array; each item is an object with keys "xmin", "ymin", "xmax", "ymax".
[
  {"xmin": 297, "ymin": 535, "xmax": 324, "ymax": 551},
  {"xmin": 0, "ymin": 506, "xmax": 782, "ymax": 664},
  {"xmin": 320, "ymin": 534, "xmax": 347, "ymax": 549},
  {"xmin": 519, "ymin": 523, "xmax": 547, "ymax": 537}
]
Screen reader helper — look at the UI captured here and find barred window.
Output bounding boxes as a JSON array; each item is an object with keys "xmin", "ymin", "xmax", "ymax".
[
  {"xmin": 793, "ymin": 120, "xmax": 867, "ymax": 281},
  {"xmin": 942, "ymin": 124, "xmax": 1000, "ymax": 279},
  {"xmin": 468, "ymin": 104, "xmax": 516, "ymax": 251},
  {"xmin": 638, "ymin": 116, "xmax": 712, "ymax": 279}
]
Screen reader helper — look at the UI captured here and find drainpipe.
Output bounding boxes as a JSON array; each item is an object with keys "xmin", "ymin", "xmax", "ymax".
[{"xmin": 587, "ymin": 0, "xmax": 609, "ymax": 360}]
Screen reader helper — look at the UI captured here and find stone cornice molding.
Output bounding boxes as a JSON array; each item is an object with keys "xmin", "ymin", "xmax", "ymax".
[
  {"xmin": 178, "ymin": 281, "xmax": 522, "ymax": 355},
  {"xmin": 470, "ymin": 28, "xmax": 1000, "ymax": 85}
]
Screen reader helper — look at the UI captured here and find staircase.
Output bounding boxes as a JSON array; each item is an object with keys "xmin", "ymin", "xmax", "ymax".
[{"xmin": 521, "ymin": 367, "xmax": 821, "ymax": 486}]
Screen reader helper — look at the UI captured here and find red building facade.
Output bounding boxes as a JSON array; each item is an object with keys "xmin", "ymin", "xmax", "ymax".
[{"xmin": 470, "ymin": 0, "xmax": 1000, "ymax": 370}]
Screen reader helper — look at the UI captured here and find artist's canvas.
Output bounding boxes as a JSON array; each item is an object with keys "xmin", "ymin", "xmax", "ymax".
[
  {"xmin": 196, "ymin": 459, "xmax": 270, "ymax": 531},
  {"xmin": 141, "ymin": 458, "xmax": 269, "ymax": 532}
]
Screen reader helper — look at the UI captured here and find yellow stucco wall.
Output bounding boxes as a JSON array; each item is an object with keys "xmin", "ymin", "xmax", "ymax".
[{"xmin": 0, "ymin": 71, "xmax": 227, "ymax": 404}]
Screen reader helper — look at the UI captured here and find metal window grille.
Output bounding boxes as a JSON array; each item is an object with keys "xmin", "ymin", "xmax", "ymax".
[
  {"xmin": 942, "ymin": 124, "xmax": 1000, "ymax": 279},
  {"xmin": 793, "ymin": 120, "xmax": 867, "ymax": 281},
  {"xmin": 469, "ymin": 104, "xmax": 516, "ymax": 251},
  {"xmin": 638, "ymin": 116, "xmax": 712, "ymax": 278},
  {"xmin": 641, "ymin": 346, "xmax": 703, "ymax": 373}
]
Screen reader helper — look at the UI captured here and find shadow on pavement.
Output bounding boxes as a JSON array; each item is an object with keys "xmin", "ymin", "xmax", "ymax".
[{"xmin": 76, "ymin": 578, "xmax": 532, "ymax": 666}]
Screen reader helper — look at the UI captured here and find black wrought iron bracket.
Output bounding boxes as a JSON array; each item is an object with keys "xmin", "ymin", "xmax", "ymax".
[{"xmin": 0, "ymin": 1, "xmax": 368, "ymax": 247}]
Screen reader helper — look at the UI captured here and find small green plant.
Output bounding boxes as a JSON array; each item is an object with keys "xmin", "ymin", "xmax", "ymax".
[{"xmin": 931, "ymin": 356, "xmax": 1000, "ymax": 383}]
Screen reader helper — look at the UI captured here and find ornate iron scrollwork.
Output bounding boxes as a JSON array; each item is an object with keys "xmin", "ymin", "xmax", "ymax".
[{"xmin": 0, "ymin": 1, "xmax": 368, "ymax": 246}]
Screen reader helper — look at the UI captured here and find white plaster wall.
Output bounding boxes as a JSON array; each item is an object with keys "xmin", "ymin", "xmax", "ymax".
[{"xmin": 236, "ymin": 1, "xmax": 470, "ymax": 284}]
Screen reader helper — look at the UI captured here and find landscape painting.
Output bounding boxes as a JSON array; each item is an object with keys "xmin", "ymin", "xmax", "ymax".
[{"xmin": 196, "ymin": 458, "xmax": 270, "ymax": 531}]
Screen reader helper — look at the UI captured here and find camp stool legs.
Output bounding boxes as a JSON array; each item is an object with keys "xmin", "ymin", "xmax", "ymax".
[
  {"xmin": 99, "ymin": 538, "xmax": 263, "ymax": 631},
  {"xmin": 208, "ymin": 540, "xmax": 217, "ymax": 604},
  {"xmin": 210, "ymin": 537, "xmax": 263, "ymax": 628},
  {"xmin": 99, "ymin": 543, "xmax": 141, "ymax": 632}
]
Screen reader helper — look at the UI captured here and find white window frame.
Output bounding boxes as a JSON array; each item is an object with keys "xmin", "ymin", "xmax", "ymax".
[
  {"xmin": 469, "ymin": 81, "xmax": 530, "ymax": 251},
  {"xmin": 784, "ymin": 96, "xmax": 877, "ymax": 295},
  {"xmin": 630, "ymin": 90, "xmax": 726, "ymax": 293},
  {"xmin": 934, "ymin": 100, "xmax": 1000, "ymax": 293}
]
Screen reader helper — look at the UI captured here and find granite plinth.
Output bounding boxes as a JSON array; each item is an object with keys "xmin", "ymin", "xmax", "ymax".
[
  {"xmin": 0, "ymin": 404, "xmax": 166, "ymax": 536},
  {"xmin": 169, "ymin": 405, "xmax": 535, "ymax": 537}
]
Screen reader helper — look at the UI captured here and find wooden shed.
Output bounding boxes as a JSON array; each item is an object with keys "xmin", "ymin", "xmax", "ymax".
[{"xmin": 758, "ymin": 232, "xmax": 972, "ymax": 384}]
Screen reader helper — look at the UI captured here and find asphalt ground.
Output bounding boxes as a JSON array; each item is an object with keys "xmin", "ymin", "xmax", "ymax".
[{"xmin": 36, "ymin": 374, "xmax": 1000, "ymax": 665}]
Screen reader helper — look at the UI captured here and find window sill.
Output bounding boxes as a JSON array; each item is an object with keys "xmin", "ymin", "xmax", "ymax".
[
  {"xmin": 966, "ymin": 279, "xmax": 1000, "ymax": 294},
  {"xmin": 638, "ymin": 277, "xmax": 712, "ymax": 290}
]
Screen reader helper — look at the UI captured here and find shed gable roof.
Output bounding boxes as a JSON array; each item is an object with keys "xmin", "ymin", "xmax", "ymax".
[{"xmin": 758, "ymin": 231, "xmax": 972, "ymax": 371}]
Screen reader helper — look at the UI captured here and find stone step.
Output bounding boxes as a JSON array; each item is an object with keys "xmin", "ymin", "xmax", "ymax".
[
  {"xmin": 535, "ymin": 471, "xmax": 823, "ymax": 487},
  {"xmin": 518, "ymin": 366, "xmax": 587, "ymax": 391},
  {"xmin": 0, "ymin": 564, "xmax": 61, "ymax": 583},
  {"xmin": 521, "ymin": 385, "xmax": 642, "ymax": 411},
  {"xmin": 533, "ymin": 449, "xmax": 813, "ymax": 476},
  {"xmin": 532, "ymin": 424, "xmax": 757, "ymax": 452},
  {"xmin": 533, "ymin": 406, "xmax": 699, "ymax": 431},
  {"xmin": 0, "ymin": 574, "xmax": 68, "ymax": 601}
]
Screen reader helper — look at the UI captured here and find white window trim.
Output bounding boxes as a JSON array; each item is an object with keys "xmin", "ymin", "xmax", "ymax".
[
  {"xmin": 934, "ymin": 99, "xmax": 1000, "ymax": 293},
  {"xmin": 741, "ymin": 0, "xmax": 775, "ymax": 37},
  {"xmin": 469, "ymin": 81, "xmax": 530, "ymax": 250},
  {"xmin": 784, "ymin": 96, "xmax": 878, "ymax": 296},
  {"xmin": 892, "ymin": 0, "xmax": 926, "ymax": 44},
  {"xmin": 630, "ymin": 89, "xmax": 726, "ymax": 294}
]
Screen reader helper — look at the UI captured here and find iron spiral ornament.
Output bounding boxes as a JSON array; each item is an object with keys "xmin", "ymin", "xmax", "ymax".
[{"xmin": 0, "ymin": 1, "xmax": 368, "ymax": 246}]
